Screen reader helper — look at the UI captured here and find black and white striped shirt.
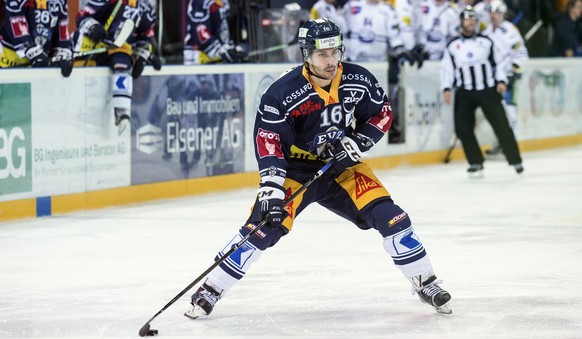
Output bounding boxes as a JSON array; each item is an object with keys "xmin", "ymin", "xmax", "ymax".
[{"xmin": 440, "ymin": 34, "xmax": 508, "ymax": 91}]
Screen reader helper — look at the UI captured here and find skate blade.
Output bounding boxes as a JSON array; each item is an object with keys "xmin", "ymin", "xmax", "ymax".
[
  {"xmin": 184, "ymin": 305, "xmax": 205, "ymax": 320},
  {"xmin": 184, "ymin": 311, "xmax": 200, "ymax": 320},
  {"xmin": 117, "ymin": 119, "xmax": 130, "ymax": 136},
  {"xmin": 435, "ymin": 302, "xmax": 453, "ymax": 314},
  {"xmin": 468, "ymin": 171, "xmax": 484, "ymax": 179}
]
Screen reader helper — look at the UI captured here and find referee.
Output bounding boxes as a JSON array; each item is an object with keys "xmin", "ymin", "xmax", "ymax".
[{"xmin": 441, "ymin": 6, "xmax": 523, "ymax": 176}]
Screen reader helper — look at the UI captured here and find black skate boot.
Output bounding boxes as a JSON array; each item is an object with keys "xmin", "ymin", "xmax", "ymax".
[
  {"xmin": 409, "ymin": 271, "xmax": 452, "ymax": 314},
  {"xmin": 467, "ymin": 163, "xmax": 484, "ymax": 178},
  {"xmin": 184, "ymin": 281, "xmax": 222, "ymax": 320}
]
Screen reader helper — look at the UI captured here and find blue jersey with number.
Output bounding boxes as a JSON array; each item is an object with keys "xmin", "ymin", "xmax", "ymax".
[{"xmin": 254, "ymin": 62, "xmax": 393, "ymax": 181}]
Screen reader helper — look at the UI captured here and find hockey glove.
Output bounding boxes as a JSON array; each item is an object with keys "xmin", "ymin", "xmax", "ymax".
[
  {"xmin": 257, "ymin": 182, "xmax": 288, "ymax": 229},
  {"xmin": 52, "ymin": 48, "xmax": 73, "ymax": 77},
  {"xmin": 412, "ymin": 44, "xmax": 429, "ymax": 69},
  {"xmin": 131, "ymin": 41, "xmax": 152, "ymax": 79},
  {"xmin": 150, "ymin": 53, "xmax": 162, "ymax": 71},
  {"xmin": 217, "ymin": 43, "xmax": 246, "ymax": 63},
  {"xmin": 25, "ymin": 45, "xmax": 49, "ymax": 66},
  {"xmin": 83, "ymin": 18, "xmax": 107, "ymax": 43},
  {"xmin": 321, "ymin": 135, "xmax": 369, "ymax": 173}
]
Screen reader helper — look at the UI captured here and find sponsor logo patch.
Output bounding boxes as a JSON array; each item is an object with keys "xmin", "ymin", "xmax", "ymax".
[
  {"xmin": 256, "ymin": 128, "xmax": 283, "ymax": 159},
  {"xmin": 10, "ymin": 16, "xmax": 30, "ymax": 38},
  {"xmin": 354, "ymin": 172, "xmax": 381, "ymax": 199}
]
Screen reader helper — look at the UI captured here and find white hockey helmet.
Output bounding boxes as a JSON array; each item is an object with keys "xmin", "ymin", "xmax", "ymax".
[{"xmin": 489, "ymin": 0, "xmax": 508, "ymax": 14}]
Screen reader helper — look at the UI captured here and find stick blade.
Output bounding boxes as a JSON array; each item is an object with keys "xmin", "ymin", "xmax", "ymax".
[
  {"xmin": 113, "ymin": 19, "xmax": 135, "ymax": 47},
  {"xmin": 138, "ymin": 323, "xmax": 151, "ymax": 337}
]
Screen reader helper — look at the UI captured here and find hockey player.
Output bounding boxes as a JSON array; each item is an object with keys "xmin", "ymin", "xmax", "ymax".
[
  {"xmin": 0, "ymin": 0, "xmax": 73, "ymax": 77},
  {"xmin": 415, "ymin": 0, "xmax": 459, "ymax": 60},
  {"xmin": 342, "ymin": 0, "xmax": 409, "ymax": 62},
  {"xmin": 184, "ymin": 18, "xmax": 452, "ymax": 320},
  {"xmin": 310, "ymin": 0, "xmax": 347, "ymax": 33},
  {"xmin": 183, "ymin": 0, "xmax": 245, "ymax": 65},
  {"xmin": 72, "ymin": 0, "xmax": 161, "ymax": 134},
  {"xmin": 482, "ymin": 0, "xmax": 528, "ymax": 156}
]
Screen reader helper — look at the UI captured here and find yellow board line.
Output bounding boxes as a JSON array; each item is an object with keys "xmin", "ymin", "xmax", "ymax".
[{"xmin": 1, "ymin": 135, "xmax": 581, "ymax": 223}]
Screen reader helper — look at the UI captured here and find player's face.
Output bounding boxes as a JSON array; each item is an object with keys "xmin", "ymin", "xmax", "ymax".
[
  {"xmin": 489, "ymin": 11, "xmax": 504, "ymax": 27},
  {"xmin": 461, "ymin": 17, "xmax": 478, "ymax": 34},
  {"xmin": 307, "ymin": 48, "xmax": 341, "ymax": 79}
]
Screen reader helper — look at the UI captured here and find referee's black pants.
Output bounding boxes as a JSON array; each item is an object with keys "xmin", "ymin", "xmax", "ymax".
[{"xmin": 454, "ymin": 87, "xmax": 522, "ymax": 165}]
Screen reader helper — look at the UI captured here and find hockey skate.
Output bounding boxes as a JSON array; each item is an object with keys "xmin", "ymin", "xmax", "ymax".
[
  {"xmin": 184, "ymin": 282, "xmax": 222, "ymax": 320},
  {"xmin": 114, "ymin": 108, "xmax": 130, "ymax": 135},
  {"xmin": 467, "ymin": 163, "xmax": 484, "ymax": 178},
  {"xmin": 409, "ymin": 272, "xmax": 452, "ymax": 314},
  {"xmin": 514, "ymin": 163, "xmax": 524, "ymax": 174}
]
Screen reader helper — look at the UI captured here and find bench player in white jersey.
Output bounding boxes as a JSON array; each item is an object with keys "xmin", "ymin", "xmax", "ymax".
[
  {"xmin": 342, "ymin": 0, "xmax": 407, "ymax": 61},
  {"xmin": 482, "ymin": 0, "xmax": 528, "ymax": 155},
  {"xmin": 416, "ymin": 0, "xmax": 459, "ymax": 60},
  {"xmin": 310, "ymin": 0, "xmax": 347, "ymax": 33},
  {"xmin": 184, "ymin": 18, "xmax": 453, "ymax": 320}
]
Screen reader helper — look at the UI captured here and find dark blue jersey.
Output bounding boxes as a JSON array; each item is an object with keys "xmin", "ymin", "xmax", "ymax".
[
  {"xmin": 254, "ymin": 62, "xmax": 392, "ymax": 181},
  {"xmin": 75, "ymin": 0, "xmax": 156, "ymax": 46}
]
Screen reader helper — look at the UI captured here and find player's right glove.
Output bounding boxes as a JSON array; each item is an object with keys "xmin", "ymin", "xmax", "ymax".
[
  {"xmin": 257, "ymin": 182, "xmax": 287, "ymax": 229},
  {"xmin": 25, "ymin": 45, "xmax": 49, "ymax": 66},
  {"xmin": 82, "ymin": 18, "xmax": 107, "ymax": 43},
  {"xmin": 52, "ymin": 47, "xmax": 73, "ymax": 77},
  {"xmin": 411, "ymin": 44, "xmax": 429, "ymax": 69},
  {"xmin": 321, "ymin": 134, "xmax": 369, "ymax": 173},
  {"xmin": 131, "ymin": 41, "xmax": 151, "ymax": 78},
  {"xmin": 217, "ymin": 43, "xmax": 246, "ymax": 63}
]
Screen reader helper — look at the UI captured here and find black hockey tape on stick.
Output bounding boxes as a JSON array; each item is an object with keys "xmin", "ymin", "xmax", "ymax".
[{"xmin": 137, "ymin": 161, "xmax": 334, "ymax": 337}]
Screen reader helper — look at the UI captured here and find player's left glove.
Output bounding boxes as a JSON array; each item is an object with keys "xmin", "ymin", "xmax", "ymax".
[
  {"xmin": 257, "ymin": 182, "xmax": 288, "ymax": 229},
  {"xmin": 411, "ymin": 44, "xmax": 429, "ymax": 69},
  {"xmin": 131, "ymin": 41, "xmax": 151, "ymax": 79},
  {"xmin": 52, "ymin": 48, "xmax": 73, "ymax": 77},
  {"xmin": 217, "ymin": 43, "xmax": 246, "ymax": 63},
  {"xmin": 321, "ymin": 134, "xmax": 369, "ymax": 173},
  {"xmin": 131, "ymin": 41, "xmax": 162, "ymax": 78},
  {"xmin": 25, "ymin": 44, "xmax": 49, "ymax": 66}
]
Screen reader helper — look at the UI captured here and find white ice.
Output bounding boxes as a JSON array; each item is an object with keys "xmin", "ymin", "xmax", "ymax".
[{"xmin": 1, "ymin": 146, "xmax": 581, "ymax": 339}]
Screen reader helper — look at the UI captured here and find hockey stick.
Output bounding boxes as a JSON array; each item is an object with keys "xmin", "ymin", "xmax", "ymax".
[
  {"xmin": 443, "ymin": 137, "xmax": 457, "ymax": 164},
  {"xmin": 247, "ymin": 30, "xmax": 300, "ymax": 57},
  {"xmin": 138, "ymin": 161, "xmax": 334, "ymax": 337},
  {"xmin": 83, "ymin": 0, "xmax": 128, "ymax": 66}
]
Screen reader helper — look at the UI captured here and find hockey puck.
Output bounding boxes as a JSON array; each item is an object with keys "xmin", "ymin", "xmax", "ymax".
[{"xmin": 146, "ymin": 329, "xmax": 158, "ymax": 336}]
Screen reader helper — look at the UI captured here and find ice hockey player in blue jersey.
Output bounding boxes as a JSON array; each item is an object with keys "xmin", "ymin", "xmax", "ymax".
[
  {"xmin": 184, "ymin": 18, "xmax": 452, "ymax": 319},
  {"xmin": 71, "ymin": 0, "xmax": 161, "ymax": 135},
  {"xmin": 0, "ymin": 0, "xmax": 73, "ymax": 77}
]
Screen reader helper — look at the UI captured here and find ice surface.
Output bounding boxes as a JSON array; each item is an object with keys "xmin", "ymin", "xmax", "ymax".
[{"xmin": 1, "ymin": 146, "xmax": 581, "ymax": 338}]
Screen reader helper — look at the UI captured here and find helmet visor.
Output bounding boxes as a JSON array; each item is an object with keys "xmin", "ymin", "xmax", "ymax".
[{"xmin": 306, "ymin": 47, "xmax": 344, "ymax": 66}]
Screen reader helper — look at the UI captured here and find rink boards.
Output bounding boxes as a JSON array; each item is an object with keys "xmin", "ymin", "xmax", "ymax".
[{"xmin": 1, "ymin": 59, "xmax": 581, "ymax": 221}]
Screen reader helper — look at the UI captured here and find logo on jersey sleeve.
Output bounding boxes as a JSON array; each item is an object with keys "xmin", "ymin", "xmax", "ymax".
[
  {"xmin": 256, "ymin": 128, "xmax": 283, "ymax": 159},
  {"xmin": 59, "ymin": 19, "xmax": 70, "ymax": 41},
  {"xmin": 196, "ymin": 24, "xmax": 211, "ymax": 43},
  {"xmin": 10, "ymin": 16, "xmax": 30, "ymax": 38},
  {"xmin": 367, "ymin": 103, "xmax": 392, "ymax": 133}
]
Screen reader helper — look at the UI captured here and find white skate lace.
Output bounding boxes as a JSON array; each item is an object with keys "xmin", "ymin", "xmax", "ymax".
[
  {"xmin": 411, "ymin": 279, "xmax": 443, "ymax": 296},
  {"xmin": 419, "ymin": 280, "xmax": 444, "ymax": 297},
  {"xmin": 195, "ymin": 289, "xmax": 220, "ymax": 306}
]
